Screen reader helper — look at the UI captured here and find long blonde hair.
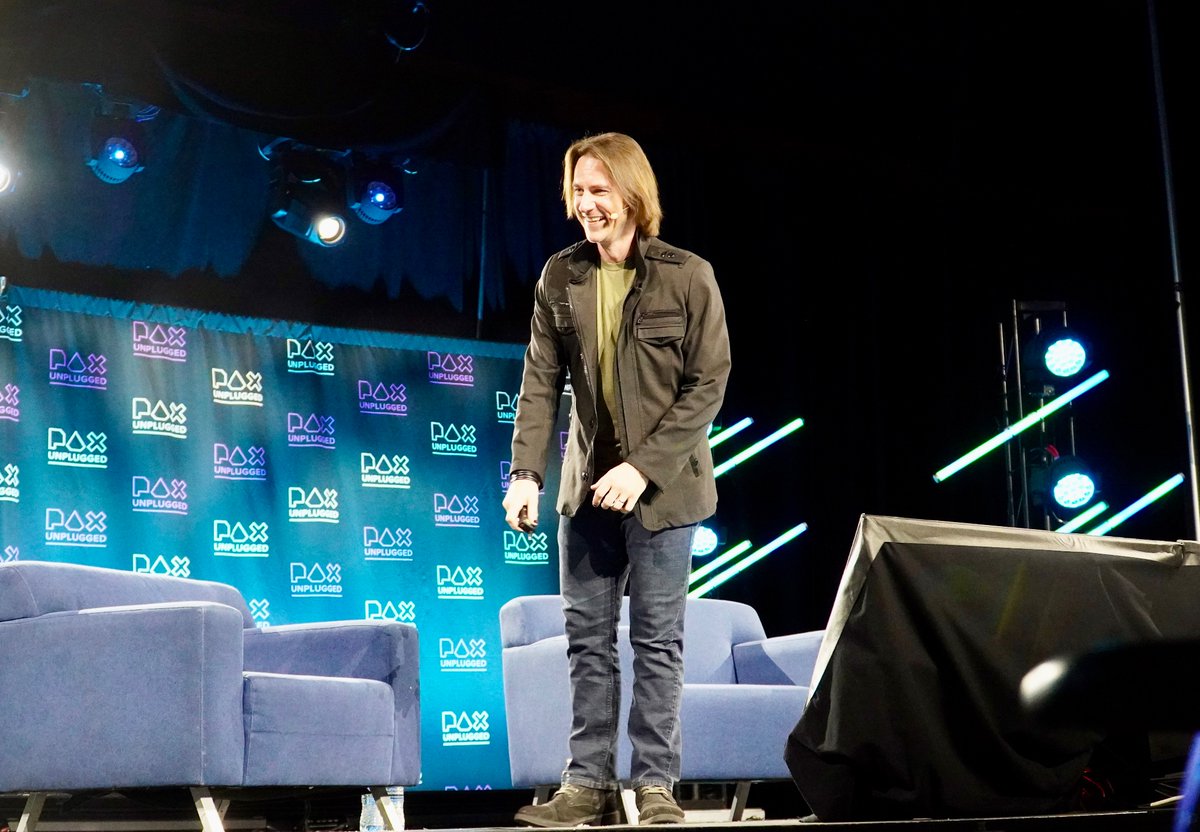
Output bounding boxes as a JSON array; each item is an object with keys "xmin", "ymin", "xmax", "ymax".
[{"xmin": 562, "ymin": 132, "xmax": 663, "ymax": 237}]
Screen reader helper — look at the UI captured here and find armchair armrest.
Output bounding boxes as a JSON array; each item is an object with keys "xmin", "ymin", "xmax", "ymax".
[
  {"xmin": 0, "ymin": 601, "xmax": 246, "ymax": 791},
  {"xmin": 243, "ymin": 620, "xmax": 421, "ymax": 784},
  {"xmin": 732, "ymin": 629, "xmax": 825, "ymax": 686}
]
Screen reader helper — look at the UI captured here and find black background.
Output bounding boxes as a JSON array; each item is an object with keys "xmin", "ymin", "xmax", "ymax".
[{"xmin": 3, "ymin": 0, "xmax": 1199, "ymax": 637}]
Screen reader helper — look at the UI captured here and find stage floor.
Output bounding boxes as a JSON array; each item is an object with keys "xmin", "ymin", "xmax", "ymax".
[{"xmin": 0, "ymin": 786, "xmax": 1184, "ymax": 832}]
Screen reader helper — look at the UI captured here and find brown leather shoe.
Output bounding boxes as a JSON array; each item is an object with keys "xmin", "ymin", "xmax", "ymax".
[
  {"xmin": 635, "ymin": 786, "xmax": 684, "ymax": 824},
  {"xmin": 514, "ymin": 784, "xmax": 622, "ymax": 828}
]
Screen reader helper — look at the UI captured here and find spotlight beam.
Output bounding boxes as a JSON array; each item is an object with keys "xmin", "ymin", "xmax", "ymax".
[
  {"xmin": 714, "ymin": 417, "xmax": 804, "ymax": 478},
  {"xmin": 1086, "ymin": 474, "xmax": 1186, "ymax": 536},
  {"xmin": 688, "ymin": 523, "xmax": 808, "ymax": 598},
  {"xmin": 933, "ymin": 370, "xmax": 1110, "ymax": 483}
]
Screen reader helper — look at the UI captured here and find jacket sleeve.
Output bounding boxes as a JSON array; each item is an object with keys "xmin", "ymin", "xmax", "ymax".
[
  {"xmin": 625, "ymin": 258, "xmax": 731, "ymax": 490},
  {"xmin": 509, "ymin": 258, "xmax": 568, "ymax": 482}
]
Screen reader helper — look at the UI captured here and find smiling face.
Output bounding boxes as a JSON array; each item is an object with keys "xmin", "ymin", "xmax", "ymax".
[{"xmin": 572, "ymin": 154, "xmax": 636, "ymax": 263}]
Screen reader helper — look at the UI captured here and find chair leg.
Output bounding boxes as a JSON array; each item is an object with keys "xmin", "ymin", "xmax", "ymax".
[
  {"xmin": 533, "ymin": 785, "xmax": 555, "ymax": 805},
  {"xmin": 191, "ymin": 786, "xmax": 229, "ymax": 832},
  {"xmin": 15, "ymin": 793, "xmax": 46, "ymax": 832},
  {"xmin": 369, "ymin": 786, "xmax": 404, "ymax": 831},
  {"xmin": 619, "ymin": 789, "xmax": 637, "ymax": 825},
  {"xmin": 727, "ymin": 781, "xmax": 751, "ymax": 822}
]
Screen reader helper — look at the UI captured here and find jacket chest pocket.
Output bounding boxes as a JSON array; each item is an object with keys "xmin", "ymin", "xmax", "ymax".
[
  {"xmin": 636, "ymin": 310, "xmax": 685, "ymax": 345},
  {"xmin": 551, "ymin": 302, "xmax": 576, "ymax": 335}
]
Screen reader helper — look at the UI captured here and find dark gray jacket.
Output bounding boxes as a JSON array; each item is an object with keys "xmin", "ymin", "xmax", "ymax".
[{"xmin": 510, "ymin": 234, "xmax": 731, "ymax": 531}]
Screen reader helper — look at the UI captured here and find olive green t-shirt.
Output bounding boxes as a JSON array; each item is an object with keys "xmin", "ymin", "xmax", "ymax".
[{"xmin": 595, "ymin": 260, "xmax": 636, "ymax": 473}]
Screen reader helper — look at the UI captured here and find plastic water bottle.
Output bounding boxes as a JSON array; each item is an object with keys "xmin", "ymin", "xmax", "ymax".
[{"xmin": 359, "ymin": 787, "xmax": 404, "ymax": 832}]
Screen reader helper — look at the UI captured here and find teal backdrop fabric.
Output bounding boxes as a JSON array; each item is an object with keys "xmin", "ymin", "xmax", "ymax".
[{"xmin": 0, "ymin": 283, "xmax": 564, "ymax": 790}]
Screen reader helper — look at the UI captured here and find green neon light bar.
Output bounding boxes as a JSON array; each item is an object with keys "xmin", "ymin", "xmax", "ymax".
[
  {"xmin": 709, "ymin": 417, "xmax": 754, "ymax": 448},
  {"xmin": 1054, "ymin": 502, "xmax": 1109, "ymax": 534},
  {"xmin": 714, "ymin": 417, "xmax": 804, "ymax": 478},
  {"xmin": 932, "ymin": 370, "xmax": 1110, "ymax": 483},
  {"xmin": 688, "ymin": 522, "xmax": 808, "ymax": 598},
  {"xmin": 1086, "ymin": 474, "xmax": 1185, "ymax": 536},
  {"xmin": 688, "ymin": 540, "xmax": 753, "ymax": 585}
]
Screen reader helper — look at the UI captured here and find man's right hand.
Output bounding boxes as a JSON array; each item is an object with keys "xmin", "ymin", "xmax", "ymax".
[{"xmin": 503, "ymin": 477, "xmax": 541, "ymax": 533}]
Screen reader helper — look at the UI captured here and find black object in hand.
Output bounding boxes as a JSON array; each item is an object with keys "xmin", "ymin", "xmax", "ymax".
[{"xmin": 518, "ymin": 506, "xmax": 537, "ymax": 533}]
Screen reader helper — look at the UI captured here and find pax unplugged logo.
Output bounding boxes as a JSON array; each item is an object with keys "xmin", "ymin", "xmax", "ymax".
[
  {"xmin": 503, "ymin": 528, "xmax": 550, "ymax": 565},
  {"xmin": 212, "ymin": 519, "xmax": 270, "ymax": 557},
  {"xmin": 363, "ymin": 525, "xmax": 414, "ymax": 561},
  {"xmin": 436, "ymin": 565, "xmax": 484, "ymax": 600},
  {"xmin": 211, "ymin": 368, "xmax": 264, "ymax": 406},
  {"xmin": 0, "ymin": 463, "xmax": 18, "ymax": 503},
  {"xmin": 494, "ymin": 391, "xmax": 518, "ymax": 424},
  {"xmin": 131, "ymin": 476, "xmax": 188, "ymax": 515},
  {"xmin": 47, "ymin": 428, "xmax": 108, "ymax": 469},
  {"xmin": 49, "ymin": 348, "xmax": 107, "ymax": 390},
  {"xmin": 45, "ymin": 507, "xmax": 107, "ymax": 548},
  {"xmin": 132, "ymin": 553, "xmax": 191, "ymax": 577},
  {"xmin": 358, "ymin": 379, "xmax": 408, "ymax": 416},
  {"xmin": 131, "ymin": 321, "xmax": 187, "ymax": 362},
  {"xmin": 213, "ymin": 443, "xmax": 267, "ymax": 481},
  {"xmin": 0, "ymin": 302, "xmax": 22, "ymax": 342},
  {"xmin": 441, "ymin": 710, "xmax": 490, "ymax": 747},
  {"xmin": 131, "ymin": 397, "xmax": 188, "ymax": 439},
  {"xmin": 287, "ymin": 412, "xmax": 335, "ymax": 449},
  {"xmin": 439, "ymin": 637, "xmax": 487, "ymax": 672},
  {"xmin": 427, "ymin": 351, "xmax": 474, "ymax": 387},
  {"xmin": 0, "ymin": 383, "xmax": 18, "ymax": 422},
  {"xmin": 433, "ymin": 493, "xmax": 480, "ymax": 529},
  {"xmin": 290, "ymin": 562, "xmax": 342, "ymax": 597},
  {"xmin": 286, "ymin": 338, "xmax": 335, "ymax": 376},
  {"xmin": 430, "ymin": 422, "xmax": 477, "ymax": 457},
  {"xmin": 288, "ymin": 486, "xmax": 339, "ymax": 523},
  {"xmin": 361, "ymin": 452, "xmax": 411, "ymax": 489}
]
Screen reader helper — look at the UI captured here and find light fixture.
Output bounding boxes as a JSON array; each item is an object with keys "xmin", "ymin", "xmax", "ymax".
[
  {"xmin": 347, "ymin": 156, "xmax": 405, "ymax": 226},
  {"xmin": 1029, "ymin": 447, "xmax": 1100, "ymax": 520},
  {"xmin": 83, "ymin": 84, "xmax": 158, "ymax": 185},
  {"xmin": 1023, "ymin": 323, "xmax": 1093, "ymax": 398},
  {"xmin": 691, "ymin": 524, "xmax": 721, "ymax": 558},
  {"xmin": 263, "ymin": 140, "xmax": 349, "ymax": 247},
  {"xmin": 1046, "ymin": 455, "xmax": 1099, "ymax": 511}
]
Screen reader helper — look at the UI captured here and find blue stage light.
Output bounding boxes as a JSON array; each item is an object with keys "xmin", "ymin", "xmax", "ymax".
[
  {"xmin": 691, "ymin": 525, "xmax": 719, "ymax": 557},
  {"xmin": 88, "ymin": 135, "xmax": 145, "ymax": 184},
  {"xmin": 0, "ymin": 162, "xmax": 12, "ymax": 194},
  {"xmin": 348, "ymin": 156, "xmax": 406, "ymax": 226},
  {"xmin": 1046, "ymin": 455, "xmax": 1100, "ymax": 512},
  {"xmin": 353, "ymin": 180, "xmax": 401, "ymax": 224},
  {"xmin": 1023, "ymin": 324, "xmax": 1093, "ymax": 397}
]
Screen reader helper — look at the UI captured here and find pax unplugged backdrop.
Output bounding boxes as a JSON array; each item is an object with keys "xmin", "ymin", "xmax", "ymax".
[{"xmin": 0, "ymin": 282, "xmax": 568, "ymax": 791}]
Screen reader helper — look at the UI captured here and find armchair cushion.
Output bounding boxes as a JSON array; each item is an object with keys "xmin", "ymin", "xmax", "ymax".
[{"xmin": 242, "ymin": 672, "xmax": 394, "ymax": 785}]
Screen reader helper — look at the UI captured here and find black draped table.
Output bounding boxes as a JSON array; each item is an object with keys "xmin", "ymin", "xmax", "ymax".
[{"xmin": 785, "ymin": 514, "xmax": 1200, "ymax": 821}]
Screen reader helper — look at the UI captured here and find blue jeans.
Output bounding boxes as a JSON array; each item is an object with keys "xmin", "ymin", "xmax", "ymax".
[{"xmin": 557, "ymin": 502, "xmax": 696, "ymax": 791}]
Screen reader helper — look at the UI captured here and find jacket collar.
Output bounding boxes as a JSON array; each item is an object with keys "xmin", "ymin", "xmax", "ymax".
[{"xmin": 563, "ymin": 234, "xmax": 653, "ymax": 284}]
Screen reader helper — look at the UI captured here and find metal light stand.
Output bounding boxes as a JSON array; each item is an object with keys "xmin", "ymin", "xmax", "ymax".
[{"xmin": 1000, "ymin": 299, "xmax": 1077, "ymax": 529}]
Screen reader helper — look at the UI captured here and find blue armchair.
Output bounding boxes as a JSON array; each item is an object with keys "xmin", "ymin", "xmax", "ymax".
[
  {"xmin": 0, "ymin": 561, "xmax": 419, "ymax": 832},
  {"xmin": 499, "ymin": 594, "xmax": 823, "ymax": 821}
]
